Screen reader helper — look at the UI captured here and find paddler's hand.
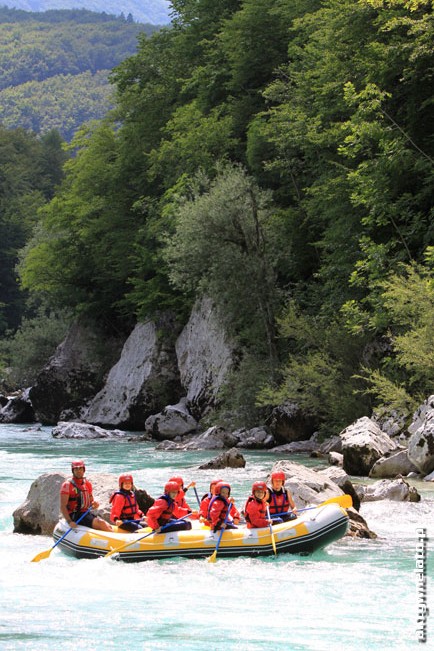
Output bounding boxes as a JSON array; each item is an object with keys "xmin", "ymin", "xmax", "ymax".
[{"xmin": 92, "ymin": 500, "xmax": 99, "ymax": 509}]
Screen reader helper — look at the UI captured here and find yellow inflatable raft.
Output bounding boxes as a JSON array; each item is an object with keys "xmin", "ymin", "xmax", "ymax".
[{"xmin": 52, "ymin": 501, "xmax": 349, "ymax": 562}]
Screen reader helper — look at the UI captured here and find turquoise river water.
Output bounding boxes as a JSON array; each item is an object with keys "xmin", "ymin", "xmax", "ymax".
[{"xmin": 0, "ymin": 423, "xmax": 432, "ymax": 650}]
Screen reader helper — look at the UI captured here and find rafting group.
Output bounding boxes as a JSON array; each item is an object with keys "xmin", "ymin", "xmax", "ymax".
[{"xmin": 60, "ymin": 460, "xmax": 298, "ymax": 535}]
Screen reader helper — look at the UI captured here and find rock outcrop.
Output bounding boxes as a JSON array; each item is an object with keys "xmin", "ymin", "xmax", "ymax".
[
  {"xmin": 0, "ymin": 389, "xmax": 35, "ymax": 423},
  {"xmin": 339, "ymin": 417, "xmax": 398, "ymax": 476},
  {"xmin": 407, "ymin": 396, "xmax": 434, "ymax": 474},
  {"xmin": 268, "ymin": 401, "xmax": 318, "ymax": 444},
  {"xmin": 29, "ymin": 320, "xmax": 123, "ymax": 425},
  {"xmin": 175, "ymin": 296, "xmax": 235, "ymax": 419},
  {"xmin": 83, "ymin": 320, "xmax": 182, "ymax": 429}
]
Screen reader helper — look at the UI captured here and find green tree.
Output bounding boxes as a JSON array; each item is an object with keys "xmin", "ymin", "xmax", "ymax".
[{"xmin": 163, "ymin": 162, "xmax": 281, "ymax": 361}]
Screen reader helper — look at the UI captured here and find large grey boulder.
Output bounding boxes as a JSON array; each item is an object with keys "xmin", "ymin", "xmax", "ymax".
[
  {"xmin": 198, "ymin": 447, "xmax": 246, "ymax": 469},
  {"xmin": 51, "ymin": 421, "xmax": 130, "ymax": 439},
  {"xmin": 145, "ymin": 399, "xmax": 198, "ymax": 440},
  {"xmin": 369, "ymin": 449, "xmax": 419, "ymax": 478},
  {"xmin": 269, "ymin": 460, "xmax": 348, "ymax": 508},
  {"xmin": 339, "ymin": 417, "xmax": 398, "ymax": 476},
  {"xmin": 175, "ymin": 297, "xmax": 235, "ymax": 419},
  {"xmin": 359, "ymin": 478, "xmax": 420, "ymax": 502},
  {"xmin": 269, "ymin": 460, "xmax": 373, "ymax": 538},
  {"xmin": 268, "ymin": 401, "xmax": 318, "ymax": 444},
  {"xmin": 83, "ymin": 320, "xmax": 181, "ymax": 429},
  {"xmin": 13, "ymin": 472, "xmax": 154, "ymax": 535},
  {"xmin": 29, "ymin": 320, "xmax": 122, "ymax": 425},
  {"xmin": 0, "ymin": 388, "xmax": 35, "ymax": 423},
  {"xmin": 407, "ymin": 396, "xmax": 434, "ymax": 474}
]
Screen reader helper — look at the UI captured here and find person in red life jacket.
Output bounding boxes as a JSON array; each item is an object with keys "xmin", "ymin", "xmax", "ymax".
[
  {"xmin": 109, "ymin": 474, "xmax": 145, "ymax": 532},
  {"xmin": 59, "ymin": 460, "xmax": 112, "ymax": 531},
  {"xmin": 169, "ymin": 476, "xmax": 199, "ymax": 519},
  {"xmin": 266, "ymin": 471, "xmax": 297, "ymax": 522},
  {"xmin": 146, "ymin": 481, "xmax": 193, "ymax": 533},
  {"xmin": 208, "ymin": 481, "xmax": 240, "ymax": 532},
  {"xmin": 199, "ymin": 478, "xmax": 222, "ymax": 525},
  {"xmin": 244, "ymin": 481, "xmax": 282, "ymax": 529}
]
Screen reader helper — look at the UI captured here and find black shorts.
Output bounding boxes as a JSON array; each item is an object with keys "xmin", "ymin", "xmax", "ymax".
[{"xmin": 71, "ymin": 511, "xmax": 96, "ymax": 528}]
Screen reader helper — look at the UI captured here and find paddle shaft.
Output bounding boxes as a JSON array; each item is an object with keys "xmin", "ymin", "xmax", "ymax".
[
  {"xmin": 266, "ymin": 505, "xmax": 277, "ymax": 555},
  {"xmin": 193, "ymin": 486, "xmax": 201, "ymax": 507},
  {"xmin": 270, "ymin": 494, "xmax": 352, "ymax": 519},
  {"xmin": 54, "ymin": 508, "xmax": 93, "ymax": 546},
  {"xmin": 208, "ymin": 503, "xmax": 232, "ymax": 562}
]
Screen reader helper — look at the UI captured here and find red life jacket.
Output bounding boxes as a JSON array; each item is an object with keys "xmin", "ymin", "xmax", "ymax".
[
  {"xmin": 146, "ymin": 494, "xmax": 176, "ymax": 530},
  {"xmin": 65, "ymin": 478, "xmax": 93, "ymax": 515},
  {"xmin": 244, "ymin": 495, "xmax": 268, "ymax": 528},
  {"xmin": 267, "ymin": 488, "xmax": 290, "ymax": 515},
  {"xmin": 109, "ymin": 489, "xmax": 140, "ymax": 520},
  {"xmin": 208, "ymin": 495, "xmax": 231, "ymax": 528}
]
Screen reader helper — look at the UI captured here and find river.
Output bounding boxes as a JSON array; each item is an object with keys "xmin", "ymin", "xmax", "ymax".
[{"xmin": 0, "ymin": 423, "xmax": 431, "ymax": 650}]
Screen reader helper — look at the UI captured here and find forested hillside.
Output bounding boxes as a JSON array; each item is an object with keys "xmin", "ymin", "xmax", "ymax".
[
  {"xmin": 0, "ymin": 1, "xmax": 171, "ymax": 25},
  {"xmin": 2, "ymin": 0, "xmax": 434, "ymax": 431},
  {"xmin": 0, "ymin": 8, "xmax": 158, "ymax": 139}
]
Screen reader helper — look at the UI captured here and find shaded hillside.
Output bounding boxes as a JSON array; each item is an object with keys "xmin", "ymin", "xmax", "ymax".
[
  {"xmin": 0, "ymin": 8, "xmax": 160, "ymax": 139},
  {"xmin": 0, "ymin": 0, "xmax": 171, "ymax": 25}
]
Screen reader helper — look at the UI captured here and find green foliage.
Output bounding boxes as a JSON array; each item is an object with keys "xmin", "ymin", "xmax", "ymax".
[
  {"xmin": 0, "ymin": 306, "xmax": 71, "ymax": 389},
  {"xmin": 0, "ymin": 8, "xmax": 158, "ymax": 139},
  {"xmin": 163, "ymin": 162, "xmax": 281, "ymax": 359},
  {"xmin": 0, "ymin": 71, "xmax": 114, "ymax": 141},
  {"xmin": 11, "ymin": 0, "xmax": 434, "ymax": 427},
  {"xmin": 0, "ymin": 126, "xmax": 66, "ymax": 335},
  {"xmin": 257, "ymin": 301, "xmax": 370, "ymax": 432},
  {"xmin": 348, "ymin": 261, "xmax": 434, "ymax": 417}
]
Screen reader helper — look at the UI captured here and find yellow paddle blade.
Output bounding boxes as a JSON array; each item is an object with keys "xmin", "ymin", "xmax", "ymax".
[
  {"xmin": 207, "ymin": 550, "xmax": 217, "ymax": 563},
  {"xmin": 323, "ymin": 494, "xmax": 352, "ymax": 509},
  {"xmin": 270, "ymin": 533, "xmax": 277, "ymax": 555},
  {"xmin": 31, "ymin": 548, "xmax": 52, "ymax": 563}
]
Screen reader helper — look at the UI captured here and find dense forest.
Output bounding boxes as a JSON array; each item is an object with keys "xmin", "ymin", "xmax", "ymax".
[
  {"xmin": 0, "ymin": 1, "xmax": 171, "ymax": 25},
  {"xmin": 1, "ymin": 0, "xmax": 433, "ymax": 433},
  {"xmin": 0, "ymin": 7, "xmax": 158, "ymax": 139}
]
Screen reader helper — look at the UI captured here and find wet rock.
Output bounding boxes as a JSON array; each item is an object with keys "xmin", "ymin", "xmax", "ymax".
[
  {"xmin": 369, "ymin": 449, "xmax": 419, "ymax": 479},
  {"xmin": 359, "ymin": 478, "xmax": 420, "ymax": 502},
  {"xmin": 0, "ymin": 388, "xmax": 35, "ymax": 423},
  {"xmin": 198, "ymin": 447, "xmax": 246, "ymax": 469},
  {"xmin": 145, "ymin": 399, "xmax": 198, "ymax": 440},
  {"xmin": 51, "ymin": 421, "xmax": 129, "ymax": 439}
]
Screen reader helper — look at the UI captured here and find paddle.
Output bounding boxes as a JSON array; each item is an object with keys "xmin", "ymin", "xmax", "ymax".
[
  {"xmin": 31, "ymin": 507, "xmax": 93, "ymax": 563},
  {"xmin": 266, "ymin": 505, "xmax": 277, "ymax": 555},
  {"xmin": 267, "ymin": 506, "xmax": 277, "ymax": 554},
  {"xmin": 104, "ymin": 513, "xmax": 192, "ymax": 559},
  {"xmin": 207, "ymin": 503, "xmax": 232, "ymax": 563},
  {"xmin": 270, "ymin": 494, "xmax": 353, "ymax": 519},
  {"xmin": 193, "ymin": 486, "xmax": 201, "ymax": 508}
]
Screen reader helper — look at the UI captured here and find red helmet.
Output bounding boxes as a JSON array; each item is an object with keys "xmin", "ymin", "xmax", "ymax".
[
  {"xmin": 210, "ymin": 478, "xmax": 223, "ymax": 492},
  {"xmin": 169, "ymin": 476, "xmax": 184, "ymax": 488},
  {"xmin": 71, "ymin": 460, "xmax": 85, "ymax": 471},
  {"xmin": 164, "ymin": 480, "xmax": 180, "ymax": 494},
  {"xmin": 252, "ymin": 481, "xmax": 267, "ymax": 493},
  {"xmin": 271, "ymin": 471, "xmax": 286, "ymax": 483},
  {"xmin": 119, "ymin": 473, "xmax": 133, "ymax": 488},
  {"xmin": 215, "ymin": 481, "xmax": 231, "ymax": 496}
]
